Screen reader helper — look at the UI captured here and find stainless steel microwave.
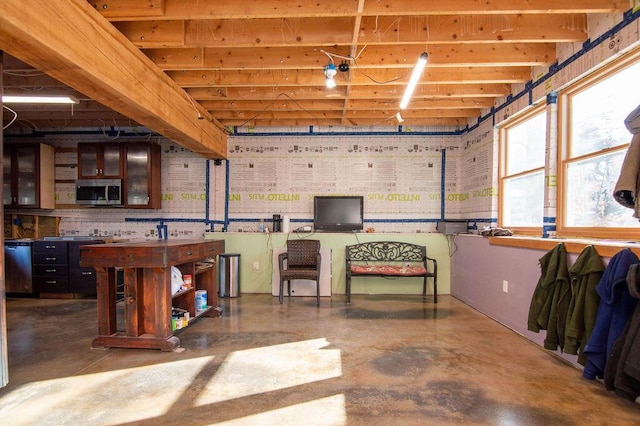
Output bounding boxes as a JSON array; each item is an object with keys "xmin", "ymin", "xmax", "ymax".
[{"xmin": 75, "ymin": 179, "xmax": 123, "ymax": 205}]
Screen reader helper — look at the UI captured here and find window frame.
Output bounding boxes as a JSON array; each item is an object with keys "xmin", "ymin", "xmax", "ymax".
[
  {"xmin": 498, "ymin": 104, "xmax": 547, "ymax": 235},
  {"xmin": 556, "ymin": 51, "xmax": 640, "ymax": 239}
]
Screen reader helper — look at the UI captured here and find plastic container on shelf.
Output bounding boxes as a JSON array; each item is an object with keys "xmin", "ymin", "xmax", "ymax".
[
  {"xmin": 183, "ymin": 274, "xmax": 193, "ymax": 289},
  {"xmin": 195, "ymin": 290, "xmax": 207, "ymax": 313}
]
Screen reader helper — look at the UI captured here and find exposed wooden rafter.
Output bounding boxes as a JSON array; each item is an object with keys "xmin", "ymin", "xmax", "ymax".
[
  {"xmin": 0, "ymin": 0, "xmax": 629, "ymax": 144},
  {"xmin": 0, "ymin": 0, "xmax": 227, "ymax": 158}
]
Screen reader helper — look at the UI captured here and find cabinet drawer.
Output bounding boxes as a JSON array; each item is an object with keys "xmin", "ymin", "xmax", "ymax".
[
  {"xmin": 69, "ymin": 268, "xmax": 98, "ymax": 293},
  {"xmin": 203, "ymin": 241, "xmax": 224, "ymax": 257},
  {"xmin": 33, "ymin": 276, "xmax": 69, "ymax": 293},
  {"xmin": 33, "ymin": 252, "xmax": 68, "ymax": 265},
  {"xmin": 33, "ymin": 264, "xmax": 68, "ymax": 277},
  {"xmin": 176, "ymin": 244, "xmax": 203, "ymax": 262},
  {"xmin": 33, "ymin": 241, "xmax": 67, "ymax": 255}
]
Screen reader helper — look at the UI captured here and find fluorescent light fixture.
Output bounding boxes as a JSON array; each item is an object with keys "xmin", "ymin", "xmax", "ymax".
[
  {"xmin": 395, "ymin": 112, "xmax": 404, "ymax": 123},
  {"xmin": 399, "ymin": 52, "xmax": 428, "ymax": 109},
  {"xmin": 324, "ymin": 63, "xmax": 337, "ymax": 89},
  {"xmin": 2, "ymin": 95, "xmax": 79, "ymax": 104}
]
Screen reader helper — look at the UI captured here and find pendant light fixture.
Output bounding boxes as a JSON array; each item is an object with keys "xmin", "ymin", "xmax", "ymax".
[
  {"xmin": 324, "ymin": 62, "xmax": 337, "ymax": 88},
  {"xmin": 399, "ymin": 52, "xmax": 428, "ymax": 109}
]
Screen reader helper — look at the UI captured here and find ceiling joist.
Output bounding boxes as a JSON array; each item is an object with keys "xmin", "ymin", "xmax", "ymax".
[
  {"xmin": 93, "ymin": 0, "xmax": 622, "ymax": 21},
  {"xmin": 0, "ymin": 0, "xmax": 227, "ymax": 158},
  {"xmin": 2, "ymin": 0, "xmax": 629, "ymax": 139}
]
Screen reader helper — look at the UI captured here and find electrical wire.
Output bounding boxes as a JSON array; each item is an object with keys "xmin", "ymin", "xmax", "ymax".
[
  {"xmin": 320, "ymin": 46, "xmax": 413, "ymax": 85},
  {"xmin": 16, "ymin": 118, "xmax": 38, "ymax": 130},
  {"xmin": 320, "ymin": 45, "xmax": 366, "ymax": 63},
  {"xmin": 186, "ymin": 94, "xmax": 204, "ymax": 120},
  {"xmin": 48, "ymin": 118, "xmax": 69, "ymax": 129},
  {"xmin": 235, "ymin": 92, "xmax": 320, "ymax": 128},
  {"xmin": 447, "ymin": 234, "xmax": 459, "ymax": 257},
  {"xmin": 2, "ymin": 104, "xmax": 18, "ymax": 129},
  {"xmin": 98, "ymin": 118, "xmax": 121, "ymax": 139},
  {"xmin": 353, "ymin": 58, "xmax": 412, "ymax": 84},
  {"xmin": 2, "ymin": 69, "xmax": 46, "ymax": 77}
]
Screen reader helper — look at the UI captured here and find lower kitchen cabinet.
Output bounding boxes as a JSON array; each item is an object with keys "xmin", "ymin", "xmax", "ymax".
[
  {"xmin": 32, "ymin": 239, "xmax": 104, "ymax": 294},
  {"xmin": 32, "ymin": 240, "xmax": 68, "ymax": 293},
  {"xmin": 68, "ymin": 240, "xmax": 104, "ymax": 293}
]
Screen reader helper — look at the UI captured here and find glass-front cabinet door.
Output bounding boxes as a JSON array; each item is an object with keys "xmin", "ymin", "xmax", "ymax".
[
  {"xmin": 3, "ymin": 144, "xmax": 55, "ymax": 209},
  {"xmin": 124, "ymin": 144, "xmax": 161, "ymax": 208},
  {"xmin": 102, "ymin": 145, "xmax": 122, "ymax": 177},
  {"xmin": 78, "ymin": 144, "xmax": 99, "ymax": 178},
  {"xmin": 15, "ymin": 146, "xmax": 37, "ymax": 207},
  {"xmin": 77, "ymin": 143, "xmax": 122, "ymax": 179},
  {"xmin": 125, "ymin": 145, "xmax": 150, "ymax": 206},
  {"xmin": 3, "ymin": 145, "xmax": 37, "ymax": 207},
  {"xmin": 3, "ymin": 148, "xmax": 13, "ymax": 206}
]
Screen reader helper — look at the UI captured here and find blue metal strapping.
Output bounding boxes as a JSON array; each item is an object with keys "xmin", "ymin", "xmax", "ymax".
[{"xmin": 441, "ymin": 149, "xmax": 446, "ymax": 221}]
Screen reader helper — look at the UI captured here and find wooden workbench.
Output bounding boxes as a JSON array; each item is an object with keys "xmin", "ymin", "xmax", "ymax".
[{"xmin": 80, "ymin": 239, "xmax": 225, "ymax": 351}]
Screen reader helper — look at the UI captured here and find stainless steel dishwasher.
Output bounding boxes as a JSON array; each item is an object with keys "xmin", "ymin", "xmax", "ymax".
[{"xmin": 4, "ymin": 239, "xmax": 34, "ymax": 294}]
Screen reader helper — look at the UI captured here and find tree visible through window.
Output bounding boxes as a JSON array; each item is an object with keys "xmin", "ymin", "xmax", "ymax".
[
  {"xmin": 562, "ymin": 59, "xmax": 640, "ymax": 231},
  {"xmin": 500, "ymin": 108, "xmax": 546, "ymax": 229}
]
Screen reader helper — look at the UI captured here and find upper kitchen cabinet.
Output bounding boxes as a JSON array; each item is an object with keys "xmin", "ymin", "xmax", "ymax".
[
  {"xmin": 124, "ymin": 143, "xmax": 161, "ymax": 209},
  {"xmin": 3, "ymin": 143, "xmax": 55, "ymax": 209},
  {"xmin": 77, "ymin": 143, "xmax": 123, "ymax": 179}
]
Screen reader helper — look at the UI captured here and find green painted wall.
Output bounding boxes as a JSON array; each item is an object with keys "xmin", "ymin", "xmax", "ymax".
[{"xmin": 206, "ymin": 232, "xmax": 450, "ymax": 299}]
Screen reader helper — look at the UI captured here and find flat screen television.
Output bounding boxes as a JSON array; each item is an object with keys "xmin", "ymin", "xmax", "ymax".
[{"xmin": 313, "ymin": 195, "xmax": 364, "ymax": 232}]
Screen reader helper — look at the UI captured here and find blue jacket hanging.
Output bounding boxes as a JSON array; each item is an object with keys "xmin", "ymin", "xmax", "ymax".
[
  {"xmin": 582, "ymin": 248, "xmax": 639, "ymax": 380},
  {"xmin": 604, "ymin": 263, "xmax": 640, "ymax": 401}
]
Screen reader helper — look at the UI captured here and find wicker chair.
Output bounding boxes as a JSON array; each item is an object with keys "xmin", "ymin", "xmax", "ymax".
[{"xmin": 278, "ymin": 239, "xmax": 322, "ymax": 305}]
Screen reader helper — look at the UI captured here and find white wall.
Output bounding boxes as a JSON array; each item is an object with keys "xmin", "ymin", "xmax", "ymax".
[{"xmin": 7, "ymin": 11, "xmax": 636, "ymax": 241}]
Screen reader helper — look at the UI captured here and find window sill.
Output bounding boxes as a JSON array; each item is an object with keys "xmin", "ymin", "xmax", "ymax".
[{"xmin": 487, "ymin": 235, "xmax": 640, "ymax": 258}]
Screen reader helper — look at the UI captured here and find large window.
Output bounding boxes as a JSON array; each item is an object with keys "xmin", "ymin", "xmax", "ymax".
[
  {"xmin": 499, "ymin": 107, "xmax": 546, "ymax": 231},
  {"xmin": 559, "ymin": 56, "xmax": 640, "ymax": 237}
]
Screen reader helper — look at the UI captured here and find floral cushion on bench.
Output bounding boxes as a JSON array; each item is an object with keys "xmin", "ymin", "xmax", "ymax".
[{"xmin": 350, "ymin": 265, "xmax": 427, "ymax": 276}]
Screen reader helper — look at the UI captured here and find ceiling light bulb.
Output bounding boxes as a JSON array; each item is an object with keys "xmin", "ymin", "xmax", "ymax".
[
  {"xmin": 399, "ymin": 52, "xmax": 428, "ymax": 109},
  {"xmin": 324, "ymin": 62, "xmax": 337, "ymax": 89},
  {"xmin": 324, "ymin": 63, "xmax": 337, "ymax": 78}
]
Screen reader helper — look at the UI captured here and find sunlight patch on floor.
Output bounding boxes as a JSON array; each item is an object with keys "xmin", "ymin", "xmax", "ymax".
[
  {"xmin": 0, "ymin": 356, "xmax": 215, "ymax": 425},
  {"xmin": 196, "ymin": 338, "xmax": 342, "ymax": 406},
  {"xmin": 213, "ymin": 394, "xmax": 347, "ymax": 426},
  {"xmin": 0, "ymin": 338, "xmax": 343, "ymax": 424}
]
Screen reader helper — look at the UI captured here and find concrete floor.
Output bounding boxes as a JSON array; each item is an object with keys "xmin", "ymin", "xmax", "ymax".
[{"xmin": 0, "ymin": 294, "xmax": 639, "ymax": 425}]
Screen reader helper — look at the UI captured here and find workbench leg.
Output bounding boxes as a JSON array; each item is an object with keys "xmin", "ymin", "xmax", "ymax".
[{"xmin": 94, "ymin": 267, "xmax": 117, "ymax": 336}]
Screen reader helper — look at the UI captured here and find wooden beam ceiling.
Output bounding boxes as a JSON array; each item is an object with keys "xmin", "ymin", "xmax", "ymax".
[
  {"xmin": 0, "ymin": 0, "xmax": 227, "ymax": 158},
  {"xmin": 1, "ymin": 0, "xmax": 629, "ymax": 151}
]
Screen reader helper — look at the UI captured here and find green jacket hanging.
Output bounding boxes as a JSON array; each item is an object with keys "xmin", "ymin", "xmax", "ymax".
[
  {"xmin": 527, "ymin": 243, "xmax": 571, "ymax": 351},
  {"xmin": 564, "ymin": 245, "xmax": 605, "ymax": 365}
]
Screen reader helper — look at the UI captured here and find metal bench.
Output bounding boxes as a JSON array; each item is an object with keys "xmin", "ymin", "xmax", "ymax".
[{"xmin": 345, "ymin": 241, "xmax": 437, "ymax": 304}]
